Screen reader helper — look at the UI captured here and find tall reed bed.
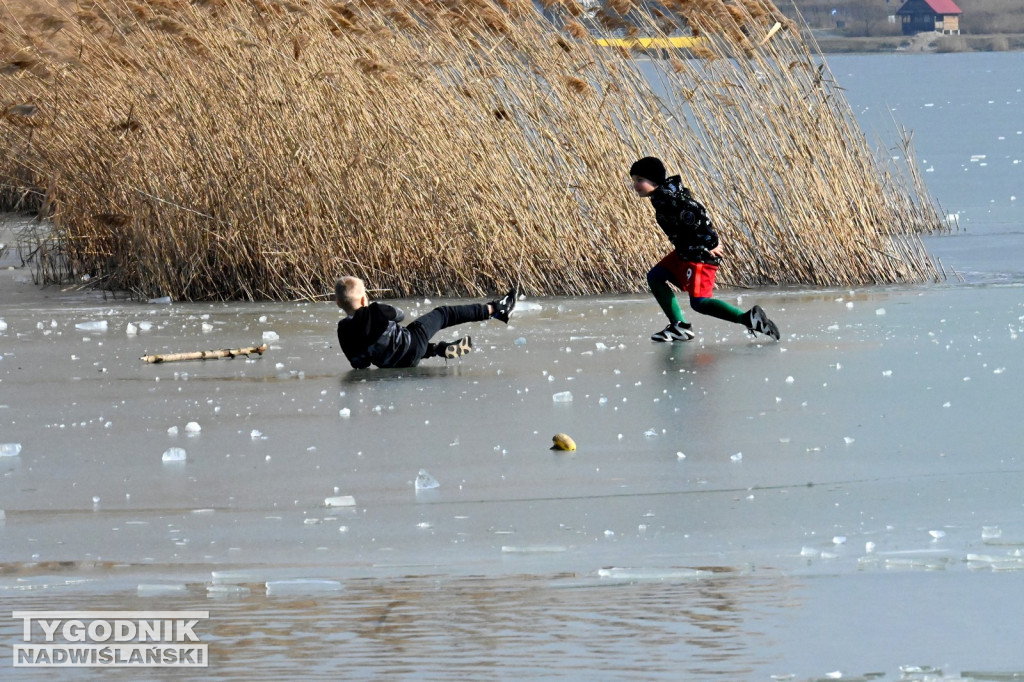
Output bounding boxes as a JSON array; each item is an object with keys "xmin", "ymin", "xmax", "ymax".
[{"xmin": 0, "ymin": 0, "xmax": 944, "ymax": 300}]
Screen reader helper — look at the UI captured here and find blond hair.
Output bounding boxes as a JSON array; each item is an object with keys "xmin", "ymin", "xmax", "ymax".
[{"xmin": 335, "ymin": 276, "xmax": 366, "ymax": 314}]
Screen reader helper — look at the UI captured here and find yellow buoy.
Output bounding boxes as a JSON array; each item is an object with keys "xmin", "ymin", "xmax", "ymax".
[{"xmin": 551, "ymin": 433, "xmax": 576, "ymax": 452}]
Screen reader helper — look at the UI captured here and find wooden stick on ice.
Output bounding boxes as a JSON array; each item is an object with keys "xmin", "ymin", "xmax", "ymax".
[{"xmin": 140, "ymin": 344, "xmax": 268, "ymax": 364}]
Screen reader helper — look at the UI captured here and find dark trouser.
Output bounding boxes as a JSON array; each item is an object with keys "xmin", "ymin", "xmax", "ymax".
[{"xmin": 405, "ymin": 304, "xmax": 490, "ymax": 366}]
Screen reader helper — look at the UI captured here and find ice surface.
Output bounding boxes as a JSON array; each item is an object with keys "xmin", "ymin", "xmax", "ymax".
[{"xmin": 415, "ymin": 469, "xmax": 440, "ymax": 490}]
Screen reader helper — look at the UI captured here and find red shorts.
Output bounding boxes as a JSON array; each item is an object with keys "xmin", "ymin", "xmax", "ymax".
[{"xmin": 656, "ymin": 252, "xmax": 718, "ymax": 298}]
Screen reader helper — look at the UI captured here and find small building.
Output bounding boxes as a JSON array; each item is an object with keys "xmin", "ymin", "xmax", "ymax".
[{"xmin": 895, "ymin": 0, "xmax": 962, "ymax": 35}]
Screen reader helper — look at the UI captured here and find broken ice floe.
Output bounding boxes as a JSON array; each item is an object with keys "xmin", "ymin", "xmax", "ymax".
[
  {"xmin": 207, "ymin": 585, "xmax": 251, "ymax": 596},
  {"xmin": 415, "ymin": 469, "xmax": 439, "ymax": 490},
  {"xmin": 967, "ymin": 552, "xmax": 1024, "ymax": 572},
  {"xmin": 265, "ymin": 579, "xmax": 342, "ymax": 596},
  {"xmin": 211, "ymin": 569, "xmax": 267, "ymax": 585},
  {"xmin": 501, "ymin": 545, "xmax": 567, "ymax": 554},
  {"xmin": 982, "ymin": 525, "xmax": 1002, "ymax": 540},
  {"xmin": 137, "ymin": 584, "xmax": 187, "ymax": 595},
  {"xmin": 161, "ymin": 447, "xmax": 187, "ymax": 463},
  {"xmin": 597, "ymin": 567, "xmax": 712, "ymax": 581},
  {"xmin": 74, "ymin": 320, "xmax": 108, "ymax": 332}
]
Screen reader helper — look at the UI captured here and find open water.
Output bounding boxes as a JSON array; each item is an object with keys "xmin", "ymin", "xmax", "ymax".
[{"xmin": 1, "ymin": 52, "xmax": 1023, "ymax": 680}]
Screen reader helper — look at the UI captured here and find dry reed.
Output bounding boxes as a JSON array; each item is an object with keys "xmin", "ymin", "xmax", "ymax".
[{"xmin": 0, "ymin": 0, "xmax": 944, "ymax": 300}]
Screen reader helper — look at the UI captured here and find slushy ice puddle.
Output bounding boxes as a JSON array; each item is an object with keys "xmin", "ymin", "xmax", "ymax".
[{"xmin": 4, "ymin": 231, "xmax": 1024, "ymax": 676}]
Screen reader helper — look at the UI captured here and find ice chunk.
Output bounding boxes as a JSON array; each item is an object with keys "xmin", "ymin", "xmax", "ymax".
[
  {"xmin": 929, "ymin": 529, "xmax": 946, "ymax": 539},
  {"xmin": 184, "ymin": 421, "xmax": 201, "ymax": 434},
  {"xmin": 207, "ymin": 585, "xmax": 251, "ymax": 596},
  {"xmin": 265, "ymin": 579, "xmax": 342, "ymax": 595},
  {"xmin": 0, "ymin": 319, "xmax": 6, "ymax": 331},
  {"xmin": 202, "ymin": 323, "xmax": 214, "ymax": 333},
  {"xmin": 982, "ymin": 526, "xmax": 1002, "ymax": 540},
  {"xmin": 162, "ymin": 447, "xmax": 187, "ymax": 463},
  {"xmin": 338, "ymin": 408, "xmax": 351, "ymax": 418},
  {"xmin": 0, "ymin": 443, "xmax": 22, "ymax": 457},
  {"xmin": 324, "ymin": 495, "xmax": 355, "ymax": 507},
  {"xmin": 597, "ymin": 567, "xmax": 710, "ymax": 580},
  {"xmin": 137, "ymin": 583, "xmax": 187, "ymax": 595},
  {"xmin": 126, "ymin": 322, "xmax": 138, "ymax": 336},
  {"xmin": 250, "ymin": 429, "xmax": 264, "ymax": 440},
  {"xmin": 514, "ymin": 337, "xmax": 527, "ymax": 345},
  {"xmin": 730, "ymin": 452, "xmax": 743, "ymax": 462},
  {"xmin": 262, "ymin": 331, "xmax": 280, "ymax": 341},
  {"xmin": 552, "ymin": 391, "xmax": 573, "ymax": 403},
  {"xmin": 167, "ymin": 426, "xmax": 179, "ymax": 436},
  {"xmin": 148, "ymin": 296, "xmax": 172, "ymax": 304},
  {"xmin": 211, "ymin": 569, "xmax": 267, "ymax": 584},
  {"xmin": 75, "ymin": 320, "xmax": 108, "ymax": 332},
  {"xmin": 415, "ymin": 469, "xmax": 440, "ymax": 490}
]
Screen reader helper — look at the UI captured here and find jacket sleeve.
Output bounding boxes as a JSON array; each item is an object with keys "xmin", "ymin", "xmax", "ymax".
[{"xmin": 377, "ymin": 304, "xmax": 405, "ymax": 324}]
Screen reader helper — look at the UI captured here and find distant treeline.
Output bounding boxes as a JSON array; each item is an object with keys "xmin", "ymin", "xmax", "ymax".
[{"xmin": 786, "ymin": 0, "xmax": 1024, "ymax": 36}]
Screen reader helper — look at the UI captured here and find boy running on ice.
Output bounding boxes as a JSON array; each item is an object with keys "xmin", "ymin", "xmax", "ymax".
[
  {"xmin": 335, "ymin": 276, "xmax": 516, "ymax": 369},
  {"xmin": 629, "ymin": 156, "xmax": 780, "ymax": 342}
]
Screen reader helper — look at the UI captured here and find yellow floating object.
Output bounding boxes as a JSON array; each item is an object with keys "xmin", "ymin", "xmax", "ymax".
[
  {"xmin": 551, "ymin": 433, "xmax": 576, "ymax": 452},
  {"xmin": 594, "ymin": 36, "xmax": 706, "ymax": 49}
]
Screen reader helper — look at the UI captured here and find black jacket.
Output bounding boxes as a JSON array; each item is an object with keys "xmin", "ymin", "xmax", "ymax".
[
  {"xmin": 648, "ymin": 175, "xmax": 721, "ymax": 265},
  {"xmin": 337, "ymin": 302, "xmax": 413, "ymax": 369}
]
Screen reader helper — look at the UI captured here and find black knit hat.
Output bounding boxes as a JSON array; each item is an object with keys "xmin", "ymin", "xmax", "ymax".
[{"xmin": 629, "ymin": 156, "xmax": 666, "ymax": 186}]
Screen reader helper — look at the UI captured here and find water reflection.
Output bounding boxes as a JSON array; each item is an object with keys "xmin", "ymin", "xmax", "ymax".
[{"xmin": 2, "ymin": 568, "xmax": 796, "ymax": 678}]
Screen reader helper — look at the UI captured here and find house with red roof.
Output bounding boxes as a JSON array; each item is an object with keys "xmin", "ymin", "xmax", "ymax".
[{"xmin": 895, "ymin": 0, "xmax": 963, "ymax": 35}]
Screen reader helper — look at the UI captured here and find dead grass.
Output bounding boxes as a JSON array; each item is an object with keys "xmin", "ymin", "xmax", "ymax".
[{"xmin": 0, "ymin": 0, "xmax": 943, "ymax": 300}]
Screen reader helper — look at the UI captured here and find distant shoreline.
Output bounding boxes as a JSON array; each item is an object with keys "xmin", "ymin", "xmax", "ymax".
[{"xmin": 809, "ymin": 30, "xmax": 1024, "ymax": 54}]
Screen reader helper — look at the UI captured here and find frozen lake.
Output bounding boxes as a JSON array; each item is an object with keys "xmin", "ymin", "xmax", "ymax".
[{"xmin": 2, "ymin": 52, "xmax": 1024, "ymax": 679}]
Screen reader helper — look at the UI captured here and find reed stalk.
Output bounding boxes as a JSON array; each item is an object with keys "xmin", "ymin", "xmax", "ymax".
[{"xmin": 0, "ymin": 0, "xmax": 944, "ymax": 300}]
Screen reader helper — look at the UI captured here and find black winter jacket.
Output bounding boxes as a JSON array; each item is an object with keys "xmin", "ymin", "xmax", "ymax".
[
  {"xmin": 337, "ymin": 302, "xmax": 414, "ymax": 369},
  {"xmin": 648, "ymin": 175, "xmax": 722, "ymax": 265}
]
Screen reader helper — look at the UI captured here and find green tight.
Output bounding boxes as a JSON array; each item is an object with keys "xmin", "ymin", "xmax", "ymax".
[{"xmin": 649, "ymin": 277, "xmax": 746, "ymax": 325}]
